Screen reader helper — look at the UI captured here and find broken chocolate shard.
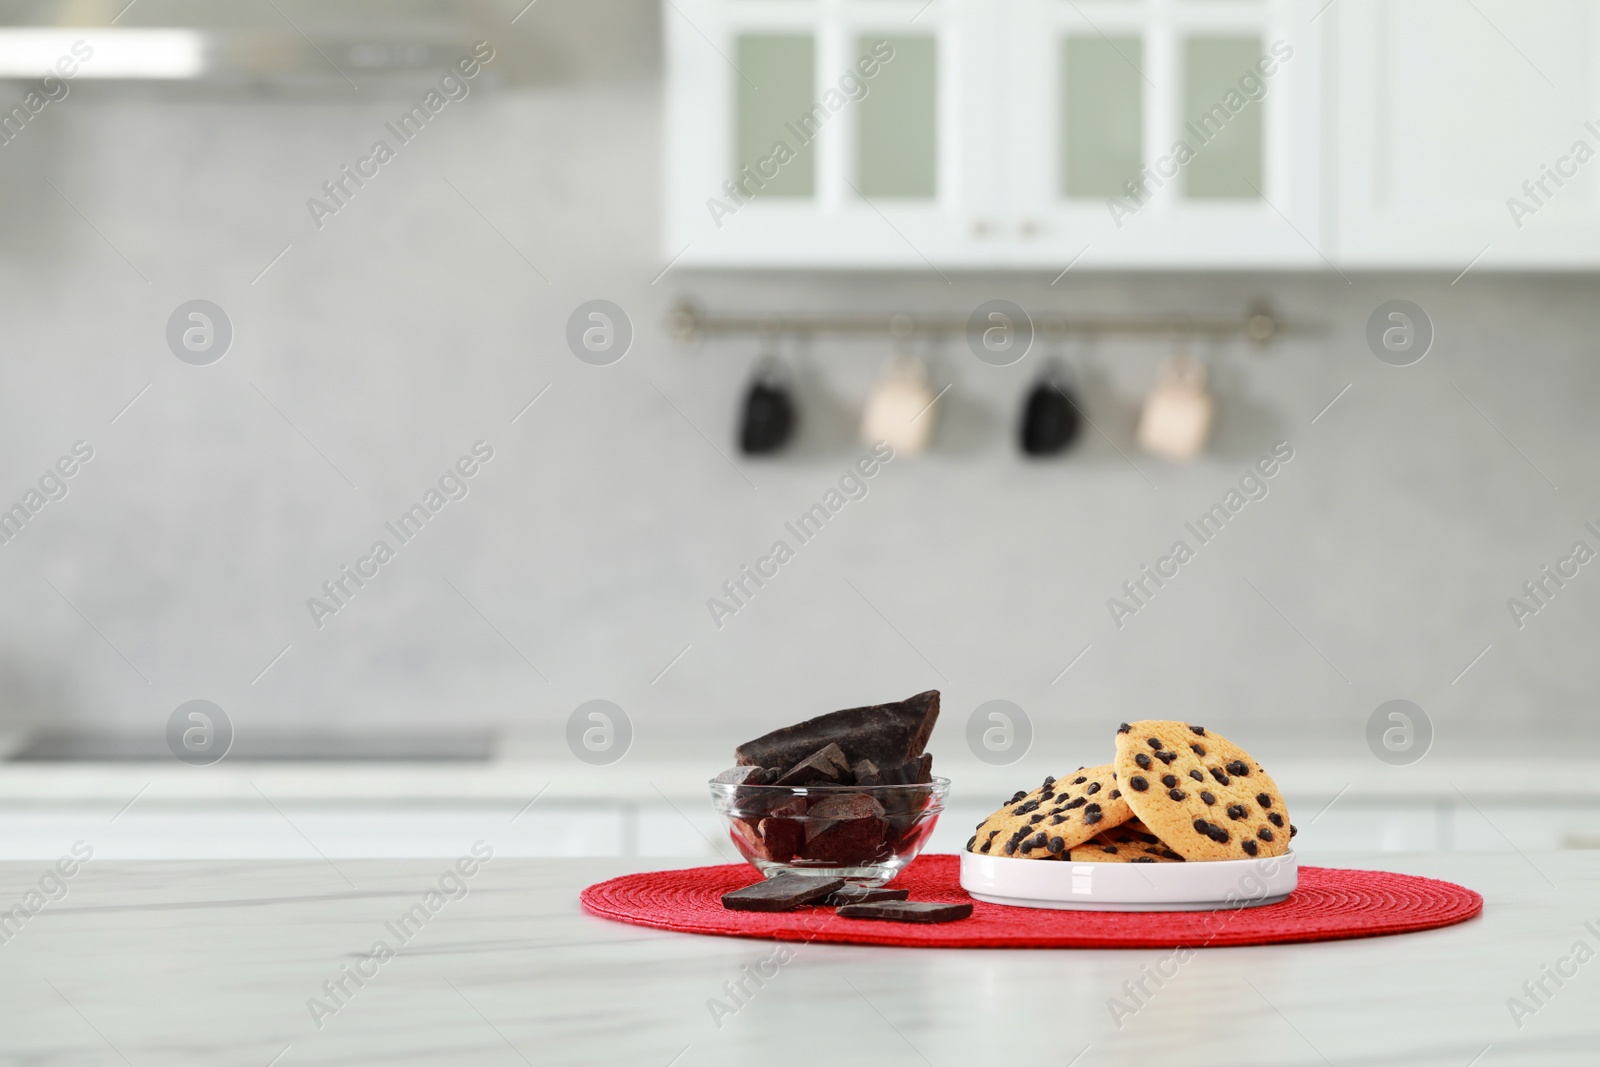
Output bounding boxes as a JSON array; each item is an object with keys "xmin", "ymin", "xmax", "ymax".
[
  {"xmin": 735, "ymin": 690, "xmax": 940, "ymax": 772},
  {"xmin": 835, "ymin": 900, "xmax": 973, "ymax": 923},
  {"xmin": 803, "ymin": 792, "xmax": 885, "ymax": 837},
  {"xmin": 756, "ymin": 816, "xmax": 804, "ymax": 862},
  {"xmin": 713, "ymin": 766, "xmax": 775, "ymax": 786},
  {"xmin": 851, "ymin": 759, "xmax": 883, "ymax": 786},
  {"xmin": 801, "ymin": 792, "xmax": 889, "ymax": 863},
  {"xmin": 773, "ymin": 743, "xmax": 852, "ymax": 786},
  {"xmin": 721, "ymin": 873, "xmax": 844, "ymax": 912},
  {"xmin": 826, "ymin": 885, "xmax": 910, "ymax": 906},
  {"xmin": 876, "ymin": 753, "xmax": 933, "ymax": 787}
]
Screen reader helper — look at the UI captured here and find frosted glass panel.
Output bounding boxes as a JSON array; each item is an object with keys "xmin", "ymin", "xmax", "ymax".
[
  {"xmin": 856, "ymin": 36, "xmax": 936, "ymax": 198},
  {"xmin": 1183, "ymin": 36, "xmax": 1263, "ymax": 199},
  {"xmin": 1061, "ymin": 36, "xmax": 1143, "ymax": 198},
  {"xmin": 736, "ymin": 35, "xmax": 815, "ymax": 198}
]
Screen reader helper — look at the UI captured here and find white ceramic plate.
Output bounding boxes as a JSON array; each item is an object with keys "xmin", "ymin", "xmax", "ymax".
[{"xmin": 960, "ymin": 849, "xmax": 1298, "ymax": 911}]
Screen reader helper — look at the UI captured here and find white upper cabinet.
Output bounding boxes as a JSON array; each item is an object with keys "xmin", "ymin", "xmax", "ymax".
[
  {"xmin": 665, "ymin": 0, "xmax": 1323, "ymax": 269},
  {"xmin": 665, "ymin": 0, "xmax": 995, "ymax": 267},
  {"xmin": 665, "ymin": 0, "xmax": 1597, "ymax": 269},
  {"xmin": 1001, "ymin": 0, "xmax": 1323, "ymax": 269},
  {"xmin": 1333, "ymin": 0, "xmax": 1600, "ymax": 269}
]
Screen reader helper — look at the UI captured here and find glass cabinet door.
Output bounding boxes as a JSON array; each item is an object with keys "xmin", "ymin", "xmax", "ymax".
[
  {"xmin": 667, "ymin": 0, "xmax": 995, "ymax": 266},
  {"xmin": 1004, "ymin": 0, "xmax": 1321, "ymax": 267}
]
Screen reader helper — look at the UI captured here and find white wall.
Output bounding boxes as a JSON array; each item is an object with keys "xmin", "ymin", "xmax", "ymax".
[{"xmin": 0, "ymin": 18, "xmax": 1596, "ymax": 774}]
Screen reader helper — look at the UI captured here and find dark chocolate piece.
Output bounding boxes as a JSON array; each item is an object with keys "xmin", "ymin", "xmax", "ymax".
[
  {"xmin": 713, "ymin": 765, "xmax": 775, "ymax": 786},
  {"xmin": 826, "ymin": 885, "xmax": 909, "ymax": 906},
  {"xmin": 773, "ymin": 743, "xmax": 851, "ymax": 786},
  {"xmin": 835, "ymin": 900, "xmax": 973, "ymax": 923},
  {"xmin": 852, "ymin": 759, "xmax": 883, "ymax": 786},
  {"xmin": 757, "ymin": 816, "xmax": 804, "ymax": 862},
  {"xmin": 802, "ymin": 792, "xmax": 889, "ymax": 863},
  {"xmin": 736, "ymin": 690, "xmax": 940, "ymax": 772},
  {"xmin": 721, "ymin": 873, "xmax": 843, "ymax": 912}
]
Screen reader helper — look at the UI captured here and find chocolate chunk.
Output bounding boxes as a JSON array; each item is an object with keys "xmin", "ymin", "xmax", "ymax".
[
  {"xmin": 1086, "ymin": 782, "xmax": 1101, "ymax": 795},
  {"xmin": 1210, "ymin": 767, "xmax": 1231, "ymax": 786},
  {"xmin": 1131, "ymin": 856, "xmax": 1154, "ymax": 863},
  {"xmin": 1012, "ymin": 799, "xmax": 1041, "ymax": 815},
  {"xmin": 1155, "ymin": 751, "xmax": 1177, "ymax": 765},
  {"xmin": 1207, "ymin": 826, "xmax": 1229, "ymax": 843},
  {"xmin": 714, "ymin": 766, "xmax": 776, "ymax": 786},
  {"xmin": 1024, "ymin": 832, "xmax": 1047, "ymax": 852},
  {"xmin": 1161, "ymin": 774, "xmax": 1178, "ymax": 788},
  {"xmin": 1109, "ymin": 789, "xmax": 1121, "ymax": 799},
  {"xmin": 756, "ymin": 816, "xmax": 804, "ymax": 862},
  {"xmin": 1029, "ymin": 814, "xmax": 1045, "ymax": 824},
  {"xmin": 1241, "ymin": 840, "xmax": 1259, "ymax": 856},
  {"xmin": 1258, "ymin": 828, "xmax": 1274, "ymax": 842},
  {"xmin": 802, "ymin": 793, "xmax": 888, "ymax": 863},
  {"xmin": 1200, "ymin": 791, "xmax": 1216, "ymax": 805},
  {"xmin": 979, "ymin": 839, "xmax": 993, "ymax": 853},
  {"xmin": 1134, "ymin": 753, "xmax": 1152, "ymax": 770},
  {"xmin": 1168, "ymin": 788, "xmax": 1186, "ymax": 801},
  {"xmin": 1257, "ymin": 793, "xmax": 1273, "ymax": 809},
  {"xmin": 1225, "ymin": 760, "xmax": 1250, "ymax": 777},
  {"xmin": 1268, "ymin": 812, "xmax": 1284, "ymax": 827},
  {"xmin": 1048, "ymin": 836, "xmax": 1065, "ymax": 853},
  {"xmin": 773, "ymin": 743, "xmax": 852, "ymax": 786},
  {"xmin": 1083, "ymin": 804, "xmax": 1102, "ymax": 825},
  {"xmin": 1042, "ymin": 775, "xmax": 1056, "ymax": 788},
  {"xmin": 852, "ymin": 759, "xmax": 883, "ymax": 786},
  {"xmin": 1118, "ymin": 723, "xmax": 1131, "ymax": 734},
  {"xmin": 827, "ymin": 885, "xmax": 909, "ymax": 906},
  {"xmin": 1135, "ymin": 831, "xmax": 1159, "ymax": 844},
  {"xmin": 1193, "ymin": 819, "xmax": 1211, "ymax": 834},
  {"xmin": 1048, "ymin": 814, "xmax": 1067, "ymax": 825},
  {"xmin": 1072, "ymin": 776, "xmax": 1087, "ymax": 785},
  {"xmin": 1190, "ymin": 743, "xmax": 1206, "ymax": 756},
  {"xmin": 722, "ymin": 873, "xmax": 844, "ymax": 912},
  {"xmin": 1159, "ymin": 850, "xmax": 1183, "ymax": 861},
  {"xmin": 1226, "ymin": 804, "xmax": 1247, "ymax": 821},
  {"xmin": 1189, "ymin": 725, "xmax": 1206, "ymax": 735},
  {"xmin": 1146, "ymin": 737, "xmax": 1163, "ymax": 750},
  {"xmin": 877, "ymin": 753, "xmax": 934, "ymax": 787},
  {"xmin": 1289, "ymin": 824, "xmax": 1298, "ymax": 838},
  {"xmin": 965, "ymin": 835, "xmax": 976, "ymax": 851},
  {"xmin": 1129, "ymin": 776, "xmax": 1148, "ymax": 791},
  {"xmin": 1064, "ymin": 796, "xmax": 1087, "ymax": 809},
  {"xmin": 835, "ymin": 901, "xmax": 973, "ymax": 923},
  {"xmin": 1102, "ymin": 845, "xmax": 1118, "ymax": 854},
  {"xmin": 736, "ymin": 690, "xmax": 940, "ymax": 772},
  {"xmin": 1008, "ymin": 790, "xmax": 1027, "ymax": 804}
]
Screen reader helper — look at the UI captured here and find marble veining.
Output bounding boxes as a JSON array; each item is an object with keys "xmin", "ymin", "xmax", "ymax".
[{"xmin": 0, "ymin": 852, "xmax": 1595, "ymax": 1065}]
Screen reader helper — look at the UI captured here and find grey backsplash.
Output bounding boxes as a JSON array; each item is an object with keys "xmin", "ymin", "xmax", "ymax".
[{"xmin": 0, "ymin": 74, "xmax": 1595, "ymax": 771}]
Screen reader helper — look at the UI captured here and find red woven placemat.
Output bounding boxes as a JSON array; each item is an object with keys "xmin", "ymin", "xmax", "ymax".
[{"xmin": 580, "ymin": 854, "xmax": 1481, "ymax": 949}]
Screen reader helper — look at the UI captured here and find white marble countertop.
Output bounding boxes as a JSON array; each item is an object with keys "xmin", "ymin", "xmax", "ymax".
[{"xmin": 1, "ymin": 851, "xmax": 1596, "ymax": 1066}]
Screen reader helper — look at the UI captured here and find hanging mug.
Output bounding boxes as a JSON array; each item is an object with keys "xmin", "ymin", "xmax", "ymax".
[
  {"xmin": 1137, "ymin": 352, "xmax": 1213, "ymax": 461},
  {"xmin": 738, "ymin": 355, "xmax": 796, "ymax": 455},
  {"xmin": 861, "ymin": 353, "xmax": 937, "ymax": 457},
  {"xmin": 1019, "ymin": 360, "xmax": 1082, "ymax": 457}
]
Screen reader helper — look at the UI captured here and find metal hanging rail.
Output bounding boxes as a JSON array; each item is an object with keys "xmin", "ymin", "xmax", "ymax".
[{"xmin": 667, "ymin": 299, "xmax": 1279, "ymax": 346}]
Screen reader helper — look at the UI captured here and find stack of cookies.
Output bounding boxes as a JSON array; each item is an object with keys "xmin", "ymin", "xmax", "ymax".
[{"xmin": 966, "ymin": 719, "xmax": 1295, "ymax": 863}]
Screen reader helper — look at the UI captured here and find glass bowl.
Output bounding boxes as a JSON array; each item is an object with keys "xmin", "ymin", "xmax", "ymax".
[{"xmin": 709, "ymin": 776, "xmax": 950, "ymax": 886}]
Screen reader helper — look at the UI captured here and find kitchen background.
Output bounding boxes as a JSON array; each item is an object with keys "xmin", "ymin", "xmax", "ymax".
[{"xmin": 0, "ymin": 0, "xmax": 1597, "ymax": 859}]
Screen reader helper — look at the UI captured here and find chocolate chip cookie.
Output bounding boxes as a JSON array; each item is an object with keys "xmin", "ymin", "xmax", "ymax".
[
  {"xmin": 1112, "ymin": 720, "xmax": 1292, "ymax": 861},
  {"xmin": 966, "ymin": 764, "xmax": 1133, "ymax": 859},
  {"xmin": 1066, "ymin": 818, "xmax": 1185, "ymax": 863}
]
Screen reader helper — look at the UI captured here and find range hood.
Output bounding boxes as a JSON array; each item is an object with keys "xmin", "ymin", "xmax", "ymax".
[{"xmin": 0, "ymin": 0, "xmax": 494, "ymax": 90}]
